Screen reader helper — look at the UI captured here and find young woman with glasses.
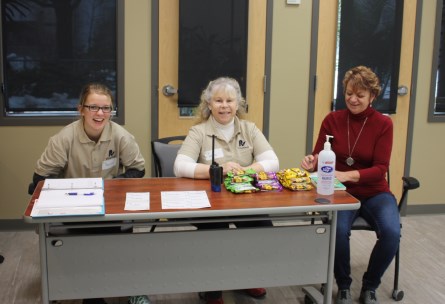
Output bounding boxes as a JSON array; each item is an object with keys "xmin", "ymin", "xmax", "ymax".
[{"xmin": 29, "ymin": 83, "xmax": 150, "ymax": 304}]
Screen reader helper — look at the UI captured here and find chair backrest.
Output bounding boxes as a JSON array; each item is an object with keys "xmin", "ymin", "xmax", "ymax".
[{"xmin": 151, "ymin": 136, "xmax": 186, "ymax": 177}]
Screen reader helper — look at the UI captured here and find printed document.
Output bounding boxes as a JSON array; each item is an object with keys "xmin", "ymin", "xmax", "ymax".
[{"xmin": 161, "ymin": 191, "xmax": 211, "ymax": 209}]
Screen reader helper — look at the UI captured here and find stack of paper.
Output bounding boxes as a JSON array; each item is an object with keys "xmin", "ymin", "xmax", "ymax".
[{"xmin": 31, "ymin": 178, "xmax": 105, "ymax": 217}]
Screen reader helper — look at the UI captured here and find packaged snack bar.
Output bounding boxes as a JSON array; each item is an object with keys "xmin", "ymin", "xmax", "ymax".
[
  {"xmin": 225, "ymin": 182, "xmax": 259, "ymax": 194},
  {"xmin": 224, "ymin": 168, "xmax": 259, "ymax": 193},
  {"xmin": 276, "ymin": 168, "xmax": 314, "ymax": 191},
  {"xmin": 254, "ymin": 171, "xmax": 277, "ymax": 181},
  {"xmin": 252, "ymin": 171, "xmax": 282, "ymax": 192},
  {"xmin": 254, "ymin": 179, "xmax": 283, "ymax": 191}
]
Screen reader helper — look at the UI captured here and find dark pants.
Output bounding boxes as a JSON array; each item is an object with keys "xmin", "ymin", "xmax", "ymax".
[{"xmin": 334, "ymin": 192, "xmax": 400, "ymax": 291}]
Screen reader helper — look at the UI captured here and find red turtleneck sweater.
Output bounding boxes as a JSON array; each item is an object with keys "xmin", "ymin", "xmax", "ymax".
[{"xmin": 312, "ymin": 106, "xmax": 393, "ymax": 200}]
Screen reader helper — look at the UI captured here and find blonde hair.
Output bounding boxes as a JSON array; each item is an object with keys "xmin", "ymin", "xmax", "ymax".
[
  {"xmin": 195, "ymin": 77, "xmax": 247, "ymax": 124},
  {"xmin": 342, "ymin": 66, "xmax": 381, "ymax": 98}
]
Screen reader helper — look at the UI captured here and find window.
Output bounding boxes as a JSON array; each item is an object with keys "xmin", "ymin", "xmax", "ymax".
[
  {"xmin": 429, "ymin": 0, "xmax": 445, "ymax": 122},
  {"xmin": 333, "ymin": 0, "xmax": 403, "ymax": 114},
  {"xmin": 0, "ymin": 0, "xmax": 124, "ymax": 126},
  {"xmin": 178, "ymin": 0, "xmax": 248, "ymax": 108}
]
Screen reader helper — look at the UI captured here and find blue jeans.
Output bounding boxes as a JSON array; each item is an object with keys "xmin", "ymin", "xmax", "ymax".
[{"xmin": 334, "ymin": 192, "xmax": 400, "ymax": 291}]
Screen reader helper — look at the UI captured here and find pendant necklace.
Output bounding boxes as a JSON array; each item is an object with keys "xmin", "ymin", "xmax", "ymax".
[{"xmin": 346, "ymin": 115, "xmax": 368, "ymax": 166}]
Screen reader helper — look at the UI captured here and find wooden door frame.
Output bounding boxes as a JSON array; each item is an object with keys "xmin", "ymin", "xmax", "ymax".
[
  {"xmin": 151, "ymin": 0, "xmax": 273, "ymax": 139},
  {"xmin": 150, "ymin": 0, "xmax": 274, "ymax": 174}
]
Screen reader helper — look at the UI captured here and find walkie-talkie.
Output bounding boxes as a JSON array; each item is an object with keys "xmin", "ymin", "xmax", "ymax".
[{"xmin": 209, "ymin": 135, "xmax": 223, "ymax": 192}]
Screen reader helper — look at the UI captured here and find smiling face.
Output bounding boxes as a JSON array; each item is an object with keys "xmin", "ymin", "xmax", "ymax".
[
  {"xmin": 79, "ymin": 92, "xmax": 112, "ymax": 141},
  {"xmin": 208, "ymin": 88, "xmax": 239, "ymax": 125},
  {"xmin": 344, "ymin": 81, "xmax": 375, "ymax": 115}
]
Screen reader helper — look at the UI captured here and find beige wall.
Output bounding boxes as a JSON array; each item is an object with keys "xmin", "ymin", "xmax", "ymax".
[
  {"xmin": 409, "ymin": 0, "xmax": 444, "ymax": 206},
  {"xmin": 269, "ymin": 1, "xmax": 312, "ymax": 170},
  {"xmin": 0, "ymin": 0, "xmax": 443, "ymax": 220}
]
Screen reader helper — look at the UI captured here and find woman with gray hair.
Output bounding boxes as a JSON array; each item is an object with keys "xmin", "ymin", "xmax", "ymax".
[
  {"xmin": 174, "ymin": 77, "xmax": 278, "ymax": 179},
  {"xmin": 173, "ymin": 77, "xmax": 279, "ymax": 304}
]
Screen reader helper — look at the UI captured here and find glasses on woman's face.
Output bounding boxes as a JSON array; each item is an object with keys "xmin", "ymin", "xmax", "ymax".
[{"xmin": 83, "ymin": 104, "xmax": 112, "ymax": 113}]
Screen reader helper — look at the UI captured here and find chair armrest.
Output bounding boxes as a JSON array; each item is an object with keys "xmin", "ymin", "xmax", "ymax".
[
  {"xmin": 398, "ymin": 176, "xmax": 420, "ymax": 213},
  {"xmin": 402, "ymin": 176, "xmax": 420, "ymax": 190},
  {"xmin": 28, "ymin": 182, "xmax": 36, "ymax": 195}
]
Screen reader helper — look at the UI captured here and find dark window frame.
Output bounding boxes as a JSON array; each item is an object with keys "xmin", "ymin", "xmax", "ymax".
[
  {"xmin": 0, "ymin": 0, "xmax": 125, "ymax": 126},
  {"xmin": 429, "ymin": 0, "xmax": 445, "ymax": 122}
]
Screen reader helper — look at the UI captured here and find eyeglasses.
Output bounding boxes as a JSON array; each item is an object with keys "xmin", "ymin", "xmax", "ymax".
[{"xmin": 83, "ymin": 105, "xmax": 112, "ymax": 113}]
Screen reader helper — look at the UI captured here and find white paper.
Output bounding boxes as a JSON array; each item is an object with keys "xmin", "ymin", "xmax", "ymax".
[
  {"xmin": 42, "ymin": 178, "xmax": 103, "ymax": 190},
  {"xmin": 31, "ymin": 178, "xmax": 105, "ymax": 217},
  {"xmin": 31, "ymin": 206, "xmax": 104, "ymax": 217},
  {"xmin": 161, "ymin": 191, "xmax": 211, "ymax": 209},
  {"xmin": 35, "ymin": 189, "xmax": 104, "ymax": 207},
  {"xmin": 31, "ymin": 188, "xmax": 105, "ymax": 217},
  {"xmin": 125, "ymin": 192, "xmax": 150, "ymax": 211}
]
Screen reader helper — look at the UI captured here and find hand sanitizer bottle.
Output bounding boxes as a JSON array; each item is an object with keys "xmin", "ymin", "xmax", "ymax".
[{"xmin": 317, "ymin": 135, "xmax": 335, "ymax": 195}]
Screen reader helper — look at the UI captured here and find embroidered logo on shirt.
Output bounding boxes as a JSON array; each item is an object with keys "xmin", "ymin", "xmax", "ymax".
[
  {"xmin": 108, "ymin": 149, "xmax": 115, "ymax": 159},
  {"xmin": 238, "ymin": 139, "xmax": 249, "ymax": 149}
]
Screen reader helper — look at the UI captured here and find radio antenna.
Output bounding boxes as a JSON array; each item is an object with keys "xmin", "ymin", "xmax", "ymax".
[{"xmin": 212, "ymin": 135, "xmax": 216, "ymax": 165}]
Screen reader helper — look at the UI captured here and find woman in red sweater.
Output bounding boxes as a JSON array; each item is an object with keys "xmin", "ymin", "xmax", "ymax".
[{"xmin": 301, "ymin": 66, "xmax": 399, "ymax": 304}]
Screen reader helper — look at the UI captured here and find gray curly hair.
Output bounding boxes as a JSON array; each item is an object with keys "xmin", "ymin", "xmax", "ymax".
[{"xmin": 195, "ymin": 77, "xmax": 247, "ymax": 124}]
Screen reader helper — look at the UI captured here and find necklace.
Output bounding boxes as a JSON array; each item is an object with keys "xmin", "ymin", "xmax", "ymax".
[{"xmin": 346, "ymin": 115, "xmax": 368, "ymax": 166}]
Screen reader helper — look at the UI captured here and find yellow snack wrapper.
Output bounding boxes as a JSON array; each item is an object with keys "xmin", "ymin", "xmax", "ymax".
[{"xmin": 276, "ymin": 168, "xmax": 314, "ymax": 191}]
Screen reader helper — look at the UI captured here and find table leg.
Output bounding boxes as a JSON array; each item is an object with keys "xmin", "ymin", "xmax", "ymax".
[
  {"xmin": 302, "ymin": 211, "xmax": 336, "ymax": 304},
  {"xmin": 39, "ymin": 223, "xmax": 50, "ymax": 304},
  {"xmin": 324, "ymin": 211, "xmax": 337, "ymax": 304}
]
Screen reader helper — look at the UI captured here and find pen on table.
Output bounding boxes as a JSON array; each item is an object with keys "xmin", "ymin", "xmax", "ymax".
[{"xmin": 65, "ymin": 192, "xmax": 95, "ymax": 196}]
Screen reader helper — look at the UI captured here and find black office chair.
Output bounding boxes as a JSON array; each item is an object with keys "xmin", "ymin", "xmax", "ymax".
[
  {"xmin": 351, "ymin": 176, "xmax": 419, "ymax": 301},
  {"xmin": 151, "ymin": 135, "xmax": 186, "ymax": 177},
  {"xmin": 304, "ymin": 175, "xmax": 420, "ymax": 304}
]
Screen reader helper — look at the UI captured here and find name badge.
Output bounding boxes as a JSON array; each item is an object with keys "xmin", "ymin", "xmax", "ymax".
[
  {"xmin": 102, "ymin": 157, "xmax": 117, "ymax": 170},
  {"xmin": 204, "ymin": 148, "xmax": 224, "ymax": 161}
]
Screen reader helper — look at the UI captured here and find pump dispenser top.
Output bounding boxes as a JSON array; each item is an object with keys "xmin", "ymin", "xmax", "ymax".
[{"xmin": 324, "ymin": 135, "xmax": 334, "ymax": 150}]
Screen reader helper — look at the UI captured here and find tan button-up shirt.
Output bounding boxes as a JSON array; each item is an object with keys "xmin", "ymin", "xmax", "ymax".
[
  {"xmin": 35, "ymin": 120, "xmax": 145, "ymax": 179},
  {"xmin": 178, "ymin": 117, "xmax": 273, "ymax": 166}
]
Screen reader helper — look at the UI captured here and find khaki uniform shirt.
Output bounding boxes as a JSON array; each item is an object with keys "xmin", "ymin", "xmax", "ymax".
[
  {"xmin": 35, "ymin": 120, "xmax": 145, "ymax": 179},
  {"xmin": 179, "ymin": 117, "xmax": 273, "ymax": 166}
]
